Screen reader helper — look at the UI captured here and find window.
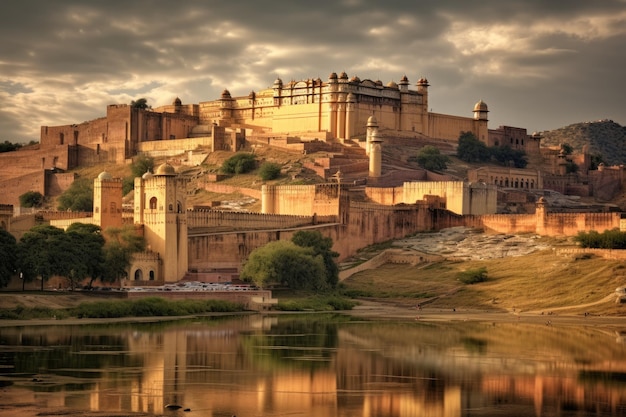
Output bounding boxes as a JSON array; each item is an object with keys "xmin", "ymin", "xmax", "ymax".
[
  {"xmin": 134, "ymin": 269, "xmax": 143, "ymax": 280},
  {"xmin": 150, "ymin": 197, "xmax": 157, "ymax": 209}
]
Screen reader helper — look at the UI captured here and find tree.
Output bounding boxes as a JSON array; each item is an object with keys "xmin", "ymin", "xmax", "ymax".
[
  {"xmin": 19, "ymin": 191, "xmax": 44, "ymax": 208},
  {"xmin": 291, "ymin": 230, "xmax": 340, "ymax": 288},
  {"xmin": 221, "ymin": 153, "xmax": 257, "ymax": 175},
  {"xmin": 561, "ymin": 143, "xmax": 574, "ymax": 155},
  {"xmin": 57, "ymin": 177, "xmax": 93, "ymax": 211},
  {"xmin": 18, "ymin": 225, "xmax": 67, "ymax": 291},
  {"xmin": 101, "ymin": 225, "xmax": 146, "ymax": 284},
  {"xmin": 413, "ymin": 145, "xmax": 450, "ymax": 171},
  {"xmin": 240, "ymin": 240, "xmax": 327, "ymax": 290},
  {"xmin": 491, "ymin": 145, "xmax": 528, "ymax": 168},
  {"xmin": 130, "ymin": 98, "xmax": 150, "ymax": 109},
  {"xmin": 65, "ymin": 223, "xmax": 106, "ymax": 290},
  {"xmin": 258, "ymin": 162, "xmax": 282, "ymax": 180},
  {"xmin": 457, "ymin": 131, "xmax": 490, "ymax": 163},
  {"xmin": 0, "ymin": 229, "xmax": 17, "ymax": 288},
  {"xmin": 131, "ymin": 154, "xmax": 155, "ymax": 177},
  {"xmin": 0, "ymin": 141, "xmax": 22, "ymax": 153}
]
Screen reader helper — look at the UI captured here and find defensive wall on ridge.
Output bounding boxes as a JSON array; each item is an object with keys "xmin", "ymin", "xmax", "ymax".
[
  {"xmin": 187, "ymin": 210, "xmax": 336, "ymax": 231},
  {"xmin": 187, "ymin": 201, "xmax": 625, "ymax": 271},
  {"xmin": 261, "ymin": 184, "xmax": 345, "ymax": 216}
]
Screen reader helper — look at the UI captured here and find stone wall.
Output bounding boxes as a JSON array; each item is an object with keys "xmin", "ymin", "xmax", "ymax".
[{"xmin": 261, "ymin": 184, "xmax": 343, "ymax": 216}]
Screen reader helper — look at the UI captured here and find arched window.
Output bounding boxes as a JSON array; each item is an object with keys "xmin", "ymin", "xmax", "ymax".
[
  {"xmin": 134, "ymin": 269, "xmax": 143, "ymax": 281},
  {"xmin": 168, "ymin": 204, "xmax": 173, "ymax": 212},
  {"xmin": 149, "ymin": 197, "xmax": 157, "ymax": 209},
  {"xmin": 149, "ymin": 270, "xmax": 155, "ymax": 281}
]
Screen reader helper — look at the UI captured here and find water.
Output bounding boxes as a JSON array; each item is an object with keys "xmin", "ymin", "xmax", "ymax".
[{"xmin": 1, "ymin": 314, "xmax": 626, "ymax": 416}]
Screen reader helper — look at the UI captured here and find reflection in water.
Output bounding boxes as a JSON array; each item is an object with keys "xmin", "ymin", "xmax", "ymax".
[{"xmin": 1, "ymin": 315, "xmax": 626, "ymax": 416}]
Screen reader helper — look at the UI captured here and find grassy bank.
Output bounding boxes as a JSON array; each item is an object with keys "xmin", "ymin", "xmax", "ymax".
[
  {"xmin": 0, "ymin": 297, "xmax": 243, "ymax": 320},
  {"xmin": 341, "ymin": 248, "xmax": 626, "ymax": 315}
]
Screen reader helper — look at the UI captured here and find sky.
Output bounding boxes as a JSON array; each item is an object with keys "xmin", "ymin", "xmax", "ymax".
[{"xmin": 1, "ymin": 0, "xmax": 625, "ymax": 143}]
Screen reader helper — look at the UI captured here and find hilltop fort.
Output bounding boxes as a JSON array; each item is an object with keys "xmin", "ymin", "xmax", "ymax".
[{"xmin": 1, "ymin": 72, "xmax": 625, "ymax": 289}]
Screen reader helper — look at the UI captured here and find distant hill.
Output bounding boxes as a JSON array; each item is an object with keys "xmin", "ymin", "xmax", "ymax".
[{"xmin": 540, "ymin": 120, "xmax": 626, "ymax": 165}]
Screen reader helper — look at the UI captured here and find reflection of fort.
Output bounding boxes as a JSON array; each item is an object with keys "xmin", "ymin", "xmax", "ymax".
[{"xmin": 9, "ymin": 319, "xmax": 626, "ymax": 416}]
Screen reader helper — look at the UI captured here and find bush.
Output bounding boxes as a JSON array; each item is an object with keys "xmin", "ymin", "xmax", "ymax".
[
  {"xmin": 458, "ymin": 267, "xmax": 488, "ymax": 284},
  {"xmin": 19, "ymin": 191, "xmax": 44, "ymax": 208},
  {"xmin": 221, "ymin": 153, "xmax": 256, "ymax": 175},
  {"xmin": 258, "ymin": 162, "xmax": 282, "ymax": 180}
]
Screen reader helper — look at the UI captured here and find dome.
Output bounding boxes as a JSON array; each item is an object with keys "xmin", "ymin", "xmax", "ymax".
[
  {"xmin": 473, "ymin": 100, "xmax": 489, "ymax": 112},
  {"xmin": 386, "ymin": 81, "xmax": 398, "ymax": 89},
  {"xmin": 273, "ymin": 77, "xmax": 283, "ymax": 86},
  {"xmin": 142, "ymin": 170, "xmax": 154, "ymax": 180},
  {"xmin": 349, "ymin": 76, "xmax": 361, "ymax": 83},
  {"xmin": 417, "ymin": 77, "xmax": 429, "ymax": 86},
  {"xmin": 375, "ymin": 79, "xmax": 383, "ymax": 86},
  {"xmin": 367, "ymin": 115, "xmax": 378, "ymax": 127},
  {"xmin": 220, "ymin": 89, "xmax": 232, "ymax": 99},
  {"xmin": 400, "ymin": 75, "xmax": 409, "ymax": 84},
  {"xmin": 328, "ymin": 72, "xmax": 338, "ymax": 80},
  {"xmin": 339, "ymin": 71, "xmax": 348, "ymax": 79},
  {"xmin": 97, "ymin": 171, "xmax": 113, "ymax": 180},
  {"xmin": 172, "ymin": 97, "xmax": 182, "ymax": 106},
  {"xmin": 155, "ymin": 163, "xmax": 176, "ymax": 176}
]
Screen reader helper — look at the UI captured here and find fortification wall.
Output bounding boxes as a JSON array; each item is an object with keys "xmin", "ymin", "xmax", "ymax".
[
  {"xmin": 364, "ymin": 187, "xmax": 403, "ymax": 205},
  {"xmin": 542, "ymin": 212, "xmax": 620, "ymax": 235},
  {"xmin": 45, "ymin": 172, "xmax": 76, "ymax": 197},
  {"xmin": 0, "ymin": 171, "xmax": 46, "ymax": 206},
  {"xmin": 261, "ymin": 184, "xmax": 341, "ymax": 216},
  {"xmin": 339, "ymin": 249, "xmax": 443, "ymax": 281},
  {"xmin": 138, "ymin": 136, "xmax": 211, "ymax": 155},
  {"xmin": 201, "ymin": 183, "xmax": 262, "ymax": 200},
  {"xmin": 188, "ymin": 210, "xmax": 330, "ymax": 230},
  {"xmin": 428, "ymin": 113, "xmax": 475, "ymax": 141}
]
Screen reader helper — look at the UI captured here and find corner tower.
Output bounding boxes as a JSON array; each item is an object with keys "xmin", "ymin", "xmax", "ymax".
[
  {"xmin": 134, "ymin": 163, "xmax": 188, "ymax": 282},
  {"xmin": 93, "ymin": 171, "xmax": 123, "ymax": 231}
]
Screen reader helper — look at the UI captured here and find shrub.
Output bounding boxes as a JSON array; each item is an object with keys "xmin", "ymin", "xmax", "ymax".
[
  {"xmin": 258, "ymin": 162, "xmax": 282, "ymax": 180},
  {"xmin": 458, "ymin": 267, "xmax": 488, "ymax": 284},
  {"xmin": 221, "ymin": 153, "xmax": 256, "ymax": 175},
  {"xmin": 19, "ymin": 191, "xmax": 44, "ymax": 208}
]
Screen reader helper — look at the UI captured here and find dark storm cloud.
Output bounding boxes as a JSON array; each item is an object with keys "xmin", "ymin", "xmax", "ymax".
[{"xmin": 0, "ymin": 0, "xmax": 624, "ymax": 141}]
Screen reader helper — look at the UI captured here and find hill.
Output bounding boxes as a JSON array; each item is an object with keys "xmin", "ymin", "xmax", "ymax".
[{"xmin": 540, "ymin": 119, "xmax": 626, "ymax": 165}]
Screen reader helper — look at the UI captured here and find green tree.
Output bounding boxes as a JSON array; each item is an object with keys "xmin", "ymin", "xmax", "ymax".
[
  {"xmin": 491, "ymin": 145, "xmax": 528, "ymax": 168},
  {"xmin": 240, "ymin": 240, "xmax": 327, "ymax": 290},
  {"xmin": 19, "ymin": 191, "xmax": 44, "ymax": 208},
  {"xmin": 561, "ymin": 143, "xmax": 574, "ymax": 155},
  {"xmin": 413, "ymin": 145, "xmax": 450, "ymax": 171},
  {"xmin": 221, "ymin": 153, "xmax": 256, "ymax": 175},
  {"xmin": 65, "ymin": 223, "xmax": 106, "ymax": 290},
  {"xmin": 0, "ymin": 141, "xmax": 22, "ymax": 153},
  {"xmin": 101, "ymin": 225, "xmax": 146, "ymax": 284},
  {"xmin": 457, "ymin": 131, "xmax": 490, "ymax": 163},
  {"xmin": 258, "ymin": 162, "xmax": 282, "ymax": 180},
  {"xmin": 130, "ymin": 98, "xmax": 150, "ymax": 109},
  {"xmin": 18, "ymin": 225, "xmax": 66, "ymax": 291},
  {"xmin": 57, "ymin": 177, "xmax": 93, "ymax": 211},
  {"xmin": 0, "ymin": 229, "xmax": 17, "ymax": 288},
  {"xmin": 291, "ymin": 230, "xmax": 339, "ymax": 288},
  {"xmin": 131, "ymin": 154, "xmax": 155, "ymax": 177}
]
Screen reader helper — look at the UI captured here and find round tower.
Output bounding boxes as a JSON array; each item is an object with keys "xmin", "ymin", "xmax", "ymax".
[
  {"xmin": 473, "ymin": 99, "xmax": 489, "ymax": 121},
  {"xmin": 369, "ymin": 130, "xmax": 383, "ymax": 178},
  {"xmin": 366, "ymin": 115, "xmax": 379, "ymax": 156},
  {"xmin": 93, "ymin": 171, "xmax": 123, "ymax": 231}
]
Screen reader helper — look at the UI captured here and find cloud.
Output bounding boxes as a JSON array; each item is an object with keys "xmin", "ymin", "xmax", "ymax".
[{"xmin": 0, "ymin": 0, "xmax": 624, "ymax": 141}]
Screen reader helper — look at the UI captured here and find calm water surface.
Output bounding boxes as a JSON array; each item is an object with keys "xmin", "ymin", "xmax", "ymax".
[{"xmin": 1, "ymin": 314, "xmax": 626, "ymax": 416}]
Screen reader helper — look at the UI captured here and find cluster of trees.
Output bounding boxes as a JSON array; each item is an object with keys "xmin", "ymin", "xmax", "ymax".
[
  {"xmin": 240, "ymin": 230, "xmax": 339, "ymax": 290},
  {"xmin": 0, "ymin": 224, "xmax": 145, "ymax": 290},
  {"xmin": 221, "ymin": 152, "xmax": 282, "ymax": 181},
  {"xmin": 411, "ymin": 145, "xmax": 450, "ymax": 171},
  {"xmin": 457, "ymin": 131, "xmax": 528, "ymax": 168},
  {"xmin": 574, "ymin": 229, "xmax": 626, "ymax": 249}
]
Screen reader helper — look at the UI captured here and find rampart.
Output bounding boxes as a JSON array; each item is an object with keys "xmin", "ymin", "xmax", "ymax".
[
  {"xmin": 339, "ymin": 249, "xmax": 443, "ymax": 281},
  {"xmin": 187, "ymin": 210, "xmax": 335, "ymax": 231},
  {"xmin": 261, "ymin": 184, "xmax": 343, "ymax": 216}
]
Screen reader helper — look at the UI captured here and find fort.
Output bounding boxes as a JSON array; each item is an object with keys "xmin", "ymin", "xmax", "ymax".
[{"xmin": 1, "ymin": 71, "xmax": 625, "ymax": 289}]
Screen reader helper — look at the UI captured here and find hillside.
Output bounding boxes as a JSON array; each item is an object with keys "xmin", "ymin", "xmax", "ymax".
[{"xmin": 540, "ymin": 119, "xmax": 626, "ymax": 165}]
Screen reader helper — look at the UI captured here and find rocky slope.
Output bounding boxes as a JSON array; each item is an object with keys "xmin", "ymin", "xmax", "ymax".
[{"xmin": 540, "ymin": 120, "xmax": 626, "ymax": 165}]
